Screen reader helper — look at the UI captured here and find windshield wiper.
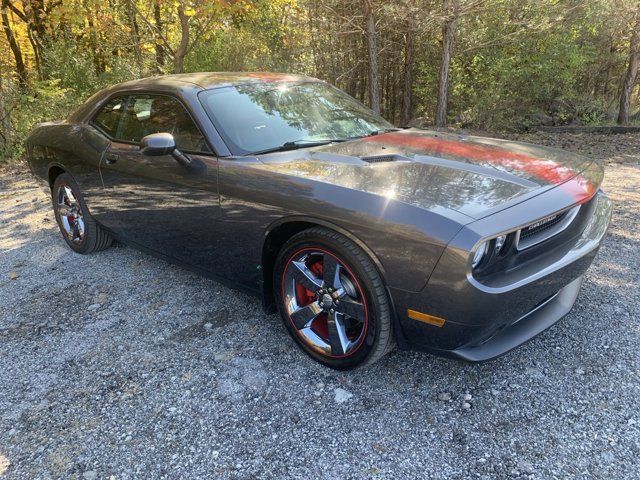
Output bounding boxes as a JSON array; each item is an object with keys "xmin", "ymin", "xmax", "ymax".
[
  {"xmin": 249, "ymin": 139, "xmax": 344, "ymax": 156},
  {"xmin": 367, "ymin": 128, "xmax": 402, "ymax": 136},
  {"xmin": 249, "ymin": 129, "xmax": 401, "ymax": 156},
  {"xmin": 342, "ymin": 128, "xmax": 402, "ymax": 141}
]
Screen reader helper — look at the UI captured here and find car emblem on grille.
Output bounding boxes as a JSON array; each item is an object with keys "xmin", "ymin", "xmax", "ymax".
[{"xmin": 526, "ymin": 214, "xmax": 559, "ymax": 231}]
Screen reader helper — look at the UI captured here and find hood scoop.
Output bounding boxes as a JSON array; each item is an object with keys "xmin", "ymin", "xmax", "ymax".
[{"xmin": 361, "ymin": 154, "xmax": 411, "ymax": 164}]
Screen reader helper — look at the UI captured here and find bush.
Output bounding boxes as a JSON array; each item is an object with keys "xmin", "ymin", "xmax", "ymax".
[
  {"xmin": 0, "ymin": 78, "xmax": 87, "ymax": 164},
  {"xmin": 0, "ymin": 36, "xmax": 139, "ymax": 165}
]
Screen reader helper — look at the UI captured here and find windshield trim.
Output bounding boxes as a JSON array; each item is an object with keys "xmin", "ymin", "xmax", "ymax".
[{"xmin": 197, "ymin": 81, "xmax": 393, "ymax": 157}]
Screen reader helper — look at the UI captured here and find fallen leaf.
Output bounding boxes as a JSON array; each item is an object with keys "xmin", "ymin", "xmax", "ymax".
[{"xmin": 8, "ymin": 271, "xmax": 20, "ymax": 280}]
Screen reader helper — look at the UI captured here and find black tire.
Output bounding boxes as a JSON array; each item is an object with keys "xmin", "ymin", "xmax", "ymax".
[
  {"xmin": 274, "ymin": 227, "xmax": 394, "ymax": 369},
  {"xmin": 51, "ymin": 173, "xmax": 113, "ymax": 254}
]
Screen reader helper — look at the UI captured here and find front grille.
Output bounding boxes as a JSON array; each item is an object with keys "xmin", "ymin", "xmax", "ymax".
[
  {"xmin": 516, "ymin": 205, "xmax": 580, "ymax": 250},
  {"xmin": 519, "ymin": 212, "xmax": 568, "ymax": 241}
]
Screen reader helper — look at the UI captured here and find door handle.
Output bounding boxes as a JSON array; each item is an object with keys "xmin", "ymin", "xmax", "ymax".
[{"xmin": 105, "ymin": 153, "xmax": 119, "ymax": 164}]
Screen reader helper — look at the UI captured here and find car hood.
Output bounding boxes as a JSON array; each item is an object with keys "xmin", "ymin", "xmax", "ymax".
[{"xmin": 253, "ymin": 129, "xmax": 601, "ymax": 219}]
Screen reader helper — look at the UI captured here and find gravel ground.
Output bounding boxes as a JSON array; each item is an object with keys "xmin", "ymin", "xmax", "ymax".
[{"xmin": 0, "ymin": 133, "xmax": 639, "ymax": 479}]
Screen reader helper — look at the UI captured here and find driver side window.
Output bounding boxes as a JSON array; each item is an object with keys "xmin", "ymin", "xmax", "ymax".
[
  {"xmin": 94, "ymin": 94, "xmax": 211, "ymax": 153},
  {"xmin": 92, "ymin": 96, "xmax": 127, "ymax": 138}
]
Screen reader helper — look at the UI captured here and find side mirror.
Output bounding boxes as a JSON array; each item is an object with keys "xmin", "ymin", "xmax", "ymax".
[{"xmin": 140, "ymin": 133, "xmax": 176, "ymax": 156}]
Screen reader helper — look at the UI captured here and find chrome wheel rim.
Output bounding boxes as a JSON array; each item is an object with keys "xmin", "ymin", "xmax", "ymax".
[
  {"xmin": 56, "ymin": 185, "xmax": 85, "ymax": 244},
  {"xmin": 282, "ymin": 248, "xmax": 368, "ymax": 358}
]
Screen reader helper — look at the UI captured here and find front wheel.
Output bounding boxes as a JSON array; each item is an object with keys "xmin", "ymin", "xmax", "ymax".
[{"xmin": 274, "ymin": 227, "xmax": 394, "ymax": 369}]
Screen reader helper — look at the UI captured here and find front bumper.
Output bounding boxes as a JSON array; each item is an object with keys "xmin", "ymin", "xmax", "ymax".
[{"xmin": 390, "ymin": 190, "xmax": 613, "ymax": 361}]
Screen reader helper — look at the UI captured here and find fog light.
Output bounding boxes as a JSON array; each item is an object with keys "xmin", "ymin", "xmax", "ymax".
[{"xmin": 472, "ymin": 241, "xmax": 489, "ymax": 268}]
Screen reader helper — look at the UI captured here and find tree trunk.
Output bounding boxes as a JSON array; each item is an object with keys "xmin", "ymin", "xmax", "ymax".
[
  {"xmin": 363, "ymin": 0, "xmax": 380, "ymax": 113},
  {"xmin": 0, "ymin": 72, "xmax": 13, "ymax": 146},
  {"xmin": 347, "ymin": 42, "xmax": 357, "ymax": 97},
  {"xmin": 391, "ymin": 63, "xmax": 398, "ymax": 123},
  {"xmin": 26, "ymin": 28, "xmax": 42, "ymax": 79},
  {"xmin": 308, "ymin": 0, "xmax": 319, "ymax": 77},
  {"xmin": 436, "ymin": 0, "xmax": 457, "ymax": 127},
  {"xmin": 126, "ymin": 1, "xmax": 144, "ymax": 74},
  {"xmin": 26, "ymin": 0, "xmax": 46, "ymax": 40},
  {"xmin": 357, "ymin": 37, "xmax": 366, "ymax": 102},
  {"xmin": 153, "ymin": 0, "xmax": 165, "ymax": 71},
  {"xmin": 1, "ymin": 0, "xmax": 27, "ymax": 88},
  {"xmin": 173, "ymin": 2, "xmax": 189, "ymax": 74},
  {"xmin": 85, "ymin": 7, "xmax": 102, "ymax": 75},
  {"xmin": 618, "ymin": 14, "xmax": 640, "ymax": 125},
  {"xmin": 25, "ymin": 0, "xmax": 47, "ymax": 78},
  {"xmin": 401, "ymin": 26, "xmax": 414, "ymax": 126}
]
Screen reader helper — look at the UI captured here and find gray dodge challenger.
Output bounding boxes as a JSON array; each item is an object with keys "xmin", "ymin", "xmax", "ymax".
[{"xmin": 26, "ymin": 72, "xmax": 612, "ymax": 369}]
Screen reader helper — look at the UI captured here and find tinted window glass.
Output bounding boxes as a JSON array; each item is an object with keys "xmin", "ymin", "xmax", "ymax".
[
  {"xmin": 119, "ymin": 95, "xmax": 209, "ymax": 152},
  {"xmin": 92, "ymin": 96, "xmax": 127, "ymax": 137},
  {"xmin": 199, "ymin": 81, "xmax": 393, "ymax": 155},
  {"xmin": 100, "ymin": 94, "xmax": 210, "ymax": 153}
]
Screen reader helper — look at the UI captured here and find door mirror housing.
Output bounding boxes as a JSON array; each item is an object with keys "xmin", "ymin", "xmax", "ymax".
[{"xmin": 140, "ymin": 133, "xmax": 176, "ymax": 156}]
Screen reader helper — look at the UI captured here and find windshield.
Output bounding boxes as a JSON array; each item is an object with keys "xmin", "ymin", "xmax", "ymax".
[{"xmin": 198, "ymin": 81, "xmax": 394, "ymax": 155}]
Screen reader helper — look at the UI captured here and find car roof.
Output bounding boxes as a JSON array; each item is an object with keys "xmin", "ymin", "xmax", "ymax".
[{"xmin": 114, "ymin": 72, "xmax": 320, "ymax": 90}]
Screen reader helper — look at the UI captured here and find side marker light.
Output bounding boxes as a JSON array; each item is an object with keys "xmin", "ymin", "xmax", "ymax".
[{"xmin": 407, "ymin": 309, "xmax": 446, "ymax": 327}]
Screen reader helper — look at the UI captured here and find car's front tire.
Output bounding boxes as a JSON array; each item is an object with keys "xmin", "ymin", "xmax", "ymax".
[
  {"xmin": 51, "ymin": 173, "xmax": 113, "ymax": 254},
  {"xmin": 274, "ymin": 227, "xmax": 394, "ymax": 369}
]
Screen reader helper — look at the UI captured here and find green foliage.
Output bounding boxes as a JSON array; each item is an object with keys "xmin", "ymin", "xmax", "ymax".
[
  {"xmin": 0, "ymin": 0, "xmax": 638, "ymax": 164},
  {"xmin": 42, "ymin": 38, "xmax": 137, "ymax": 94},
  {"xmin": 185, "ymin": 0, "xmax": 307, "ymax": 73},
  {"xmin": 1, "ymin": 36, "xmax": 137, "ymax": 164},
  {"xmin": 0, "ymin": 78, "xmax": 83, "ymax": 163},
  {"xmin": 428, "ymin": 0, "xmax": 625, "ymax": 130}
]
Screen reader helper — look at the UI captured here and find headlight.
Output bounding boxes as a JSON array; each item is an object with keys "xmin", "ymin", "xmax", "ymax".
[
  {"xmin": 471, "ymin": 232, "xmax": 516, "ymax": 274},
  {"xmin": 472, "ymin": 241, "xmax": 489, "ymax": 268}
]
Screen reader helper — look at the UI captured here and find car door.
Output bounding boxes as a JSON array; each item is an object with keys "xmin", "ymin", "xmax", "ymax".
[{"xmin": 95, "ymin": 93, "xmax": 222, "ymax": 271}]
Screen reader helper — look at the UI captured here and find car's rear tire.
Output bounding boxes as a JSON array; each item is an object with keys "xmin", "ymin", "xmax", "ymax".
[
  {"xmin": 51, "ymin": 173, "xmax": 113, "ymax": 254},
  {"xmin": 274, "ymin": 227, "xmax": 394, "ymax": 369}
]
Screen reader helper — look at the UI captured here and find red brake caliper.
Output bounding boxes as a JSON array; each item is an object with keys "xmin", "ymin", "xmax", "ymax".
[{"xmin": 294, "ymin": 257, "xmax": 329, "ymax": 339}]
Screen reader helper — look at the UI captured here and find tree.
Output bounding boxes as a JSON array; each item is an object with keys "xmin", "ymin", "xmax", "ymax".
[
  {"xmin": 363, "ymin": 0, "xmax": 380, "ymax": 113},
  {"xmin": 401, "ymin": 23, "xmax": 414, "ymax": 126},
  {"xmin": 126, "ymin": 0, "xmax": 145, "ymax": 74},
  {"xmin": 1, "ymin": 0, "xmax": 27, "ymax": 87},
  {"xmin": 618, "ymin": 10, "xmax": 640, "ymax": 124},
  {"xmin": 435, "ymin": 0, "xmax": 457, "ymax": 127},
  {"xmin": 173, "ymin": 1, "xmax": 189, "ymax": 73},
  {"xmin": 435, "ymin": 0, "xmax": 490, "ymax": 127},
  {"xmin": 153, "ymin": 0, "xmax": 165, "ymax": 71},
  {"xmin": 128, "ymin": 0, "xmax": 230, "ymax": 74},
  {"xmin": 0, "ymin": 70, "xmax": 14, "ymax": 146}
]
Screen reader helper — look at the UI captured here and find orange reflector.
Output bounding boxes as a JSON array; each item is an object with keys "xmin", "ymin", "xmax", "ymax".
[{"xmin": 407, "ymin": 309, "xmax": 446, "ymax": 327}]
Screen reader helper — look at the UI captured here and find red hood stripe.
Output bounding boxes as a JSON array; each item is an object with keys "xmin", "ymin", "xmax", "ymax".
[{"xmin": 366, "ymin": 133, "xmax": 596, "ymax": 203}]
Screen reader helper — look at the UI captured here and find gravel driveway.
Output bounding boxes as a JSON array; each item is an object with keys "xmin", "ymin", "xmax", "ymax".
[{"xmin": 1, "ymin": 133, "xmax": 638, "ymax": 479}]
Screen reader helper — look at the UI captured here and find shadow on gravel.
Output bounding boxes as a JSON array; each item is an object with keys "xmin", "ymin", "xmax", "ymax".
[{"xmin": 169, "ymin": 310, "xmax": 235, "ymax": 342}]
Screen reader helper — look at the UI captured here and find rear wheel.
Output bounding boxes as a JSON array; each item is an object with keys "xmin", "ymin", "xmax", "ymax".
[
  {"xmin": 51, "ymin": 173, "xmax": 112, "ymax": 254},
  {"xmin": 274, "ymin": 227, "xmax": 393, "ymax": 369}
]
